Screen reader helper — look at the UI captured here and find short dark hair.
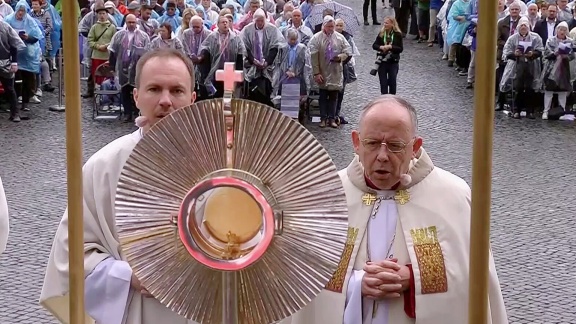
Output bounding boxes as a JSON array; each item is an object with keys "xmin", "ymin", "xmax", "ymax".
[
  {"xmin": 160, "ymin": 22, "xmax": 173, "ymax": 35},
  {"xmin": 135, "ymin": 48, "xmax": 195, "ymax": 90}
]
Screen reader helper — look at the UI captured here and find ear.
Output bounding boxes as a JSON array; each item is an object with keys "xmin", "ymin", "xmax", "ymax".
[
  {"xmin": 412, "ymin": 137, "xmax": 423, "ymax": 158},
  {"xmin": 133, "ymin": 87, "xmax": 139, "ymax": 107},
  {"xmin": 191, "ymin": 90, "xmax": 197, "ymax": 104},
  {"xmin": 351, "ymin": 130, "xmax": 361, "ymax": 155}
]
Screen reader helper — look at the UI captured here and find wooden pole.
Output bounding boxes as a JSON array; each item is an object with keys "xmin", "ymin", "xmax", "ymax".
[
  {"xmin": 62, "ymin": 0, "xmax": 84, "ymax": 322},
  {"xmin": 468, "ymin": 0, "xmax": 498, "ymax": 323}
]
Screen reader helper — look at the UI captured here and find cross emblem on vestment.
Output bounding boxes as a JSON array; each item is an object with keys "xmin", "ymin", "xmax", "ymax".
[
  {"xmin": 215, "ymin": 62, "xmax": 244, "ymax": 98},
  {"xmin": 361, "ymin": 193, "xmax": 377, "ymax": 206}
]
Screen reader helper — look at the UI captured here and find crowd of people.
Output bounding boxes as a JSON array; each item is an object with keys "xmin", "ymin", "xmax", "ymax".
[
  {"xmin": 0, "ymin": 0, "xmax": 370, "ymax": 128},
  {"xmin": 0, "ymin": 0, "xmax": 61, "ymax": 122},
  {"xmin": 424, "ymin": 0, "xmax": 576, "ymax": 120}
]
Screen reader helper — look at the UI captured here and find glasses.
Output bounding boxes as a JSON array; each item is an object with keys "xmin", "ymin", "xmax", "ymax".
[{"xmin": 361, "ymin": 138, "xmax": 412, "ymax": 153}]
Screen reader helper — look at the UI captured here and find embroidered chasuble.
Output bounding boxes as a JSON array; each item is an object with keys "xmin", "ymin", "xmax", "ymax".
[{"xmin": 280, "ymin": 148, "xmax": 508, "ymax": 324}]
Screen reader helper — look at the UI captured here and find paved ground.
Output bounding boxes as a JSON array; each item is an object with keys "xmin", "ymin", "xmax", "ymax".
[{"xmin": 2, "ymin": 2, "xmax": 576, "ymax": 324}]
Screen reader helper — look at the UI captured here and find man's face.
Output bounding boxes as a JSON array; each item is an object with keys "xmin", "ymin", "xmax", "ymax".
[
  {"xmin": 291, "ymin": 10, "xmax": 302, "ymax": 24},
  {"xmin": 31, "ymin": 1, "xmax": 40, "ymax": 11},
  {"xmin": 249, "ymin": 2, "xmax": 260, "ymax": 13},
  {"xmin": 509, "ymin": 5, "xmax": 520, "ymax": 18},
  {"xmin": 519, "ymin": 24, "xmax": 529, "ymax": 34},
  {"xmin": 558, "ymin": 0, "xmax": 567, "ymax": 9},
  {"xmin": 218, "ymin": 17, "xmax": 229, "ymax": 32},
  {"xmin": 255, "ymin": 16, "xmax": 265, "ymax": 29},
  {"xmin": 202, "ymin": 0, "xmax": 210, "ymax": 8},
  {"xmin": 351, "ymin": 102, "xmax": 423, "ymax": 190},
  {"xmin": 335, "ymin": 21, "xmax": 344, "ymax": 33},
  {"xmin": 125, "ymin": 15, "xmax": 137, "ymax": 30},
  {"xmin": 141, "ymin": 8, "xmax": 151, "ymax": 19},
  {"xmin": 191, "ymin": 19, "xmax": 203, "ymax": 33},
  {"xmin": 133, "ymin": 57, "xmax": 196, "ymax": 133},
  {"xmin": 177, "ymin": 0, "xmax": 184, "ymax": 6},
  {"xmin": 167, "ymin": 6, "xmax": 175, "ymax": 15},
  {"xmin": 548, "ymin": 6, "xmax": 557, "ymax": 19},
  {"xmin": 528, "ymin": 5, "xmax": 538, "ymax": 17}
]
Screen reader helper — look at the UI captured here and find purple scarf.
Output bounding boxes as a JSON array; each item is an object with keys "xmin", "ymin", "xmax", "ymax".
[{"xmin": 253, "ymin": 28, "xmax": 263, "ymax": 61}]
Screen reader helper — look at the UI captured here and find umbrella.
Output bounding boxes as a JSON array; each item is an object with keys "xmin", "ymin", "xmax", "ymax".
[
  {"xmin": 115, "ymin": 99, "xmax": 349, "ymax": 324},
  {"xmin": 307, "ymin": 1, "xmax": 361, "ymax": 35}
]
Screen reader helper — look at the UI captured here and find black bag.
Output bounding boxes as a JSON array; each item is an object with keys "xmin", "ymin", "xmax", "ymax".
[{"xmin": 343, "ymin": 62, "xmax": 357, "ymax": 84}]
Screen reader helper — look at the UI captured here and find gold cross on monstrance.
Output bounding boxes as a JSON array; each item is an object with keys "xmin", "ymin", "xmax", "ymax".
[{"xmin": 215, "ymin": 62, "xmax": 244, "ymax": 168}]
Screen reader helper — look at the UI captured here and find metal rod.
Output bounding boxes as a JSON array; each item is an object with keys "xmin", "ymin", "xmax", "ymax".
[
  {"xmin": 62, "ymin": 0, "xmax": 84, "ymax": 322},
  {"xmin": 222, "ymin": 271, "xmax": 239, "ymax": 324},
  {"xmin": 58, "ymin": 49, "xmax": 63, "ymax": 107},
  {"xmin": 468, "ymin": 0, "xmax": 497, "ymax": 323}
]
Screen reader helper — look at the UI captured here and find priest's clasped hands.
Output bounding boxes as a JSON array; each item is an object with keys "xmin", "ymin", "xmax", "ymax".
[{"xmin": 361, "ymin": 259, "xmax": 411, "ymax": 299}]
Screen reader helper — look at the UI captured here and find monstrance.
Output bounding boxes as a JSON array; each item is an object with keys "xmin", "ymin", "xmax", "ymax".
[{"xmin": 115, "ymin": 62, "xmax": 348, "ymax": 324}]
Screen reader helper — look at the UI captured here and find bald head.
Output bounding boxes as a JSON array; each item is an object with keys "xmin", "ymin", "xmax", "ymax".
[
  {"xmin": 358, "ymin": 95, "xmax": 418, "ymax": 137},
  {"xmin": 125, "ymin": 13, "xmax": 138, "ymax": 30},
  {"xmin": 126, "ymin": 13, "xmax": 137, "ymax": 22}
]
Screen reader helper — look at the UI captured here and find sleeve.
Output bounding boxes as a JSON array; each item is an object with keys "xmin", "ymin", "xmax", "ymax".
[
  {"xmin": 88, "ymin": 26, "xmax": 98, "ymax": 49},
  {"xmin": 343, "ymin": 270, "xmax": 365, "ymax": 324},
  {"xmin": 0, "ymin": 177, "xmax": 9, "ymax": 255},
  {"xmin": 372, "ymin": 34, "xmax": 383, "ymax": 51},
  {"xmin": 109, "ymin": 51, "xmax": 117, "ymax": 70},
  {"xmin": 265, "ymin": 47, "xmax": 279, "ymax": 65},
  {"xmin": 85, "ymin": 258, "xmax": 132, "ymax": 324}
]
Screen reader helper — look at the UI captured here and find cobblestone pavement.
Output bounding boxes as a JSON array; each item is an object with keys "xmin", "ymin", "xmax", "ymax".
[{"xmin": 2, "ymin": 2, "xmax": 576, "ymax": 323}]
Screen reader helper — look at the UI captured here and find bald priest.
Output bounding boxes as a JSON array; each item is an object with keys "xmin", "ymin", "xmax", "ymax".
[{"xmin": 281, "ymin": 95, "xmax": 508, "ymax": 324}]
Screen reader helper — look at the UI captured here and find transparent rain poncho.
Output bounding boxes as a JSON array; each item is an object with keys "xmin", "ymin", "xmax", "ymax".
[
  {"xmin": 4, "ymin": 1, "xmax": 45, "ymax": 73},
  {"xmin": 107, "ymin": 28, "xmax": 150, "ymax": 87},
  {"xmin": 540, "ymin": 35, "xmax": 575, "ymax": 92},
  {"xmin": 307, "ymin": 27, "xmax": 352, "ymax": 91},
  {"xmin": 240, "ymin": 20, "xmax": 285, "ymax": 83},
  {"xmin": 181, "ymin": 26, "xmax": 212, "ymax": 83},
  {"xmin": 199, "ymin": 29, "xmax": 245, "ymax": 93},
  {"xmin": 499, "ymin": 31, "xmax": 543, "ymax": 92},
  {"xmin": 272, "ymin": 42, "xmax": 311, "ymax": 96}
]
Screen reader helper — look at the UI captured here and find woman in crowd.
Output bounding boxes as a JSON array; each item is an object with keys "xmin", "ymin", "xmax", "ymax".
[
  {"xmin": 500, "ymin": 17, "xmax": 543, "ymax": 119},
  {"xmin": 175, "ymin": 7, "xmax": 195, "ymax": 38},
  {"xmin": 308, "ymin": 15, "xmax": 352, "ymax": 128},
  {"xmin": 335, "ymin": 18, "xmax": 358, "ymax": 124},
  {"xmin": 541, "ymin": 21, "xmax": 574, "ymax": 120},
  {"xmin": 88, "ymin": 3, "xmax": 116, "ymax": 85},
  {"xmin": 30, "ymin": 0, "xmax": 54, "ymax": 94},
  {"xmin": 372, "ymin": 16, "xmax": 403, "ymax": 95},
  {"xmin": 4, "ymin": 0, "xmax": 44, "ymax": 111},
  {"xmin": 146, "ymin": 22, "xmax": 183, "ymax": 50}
]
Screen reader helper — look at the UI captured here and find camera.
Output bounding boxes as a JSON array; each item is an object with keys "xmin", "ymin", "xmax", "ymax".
[{"xmin": 369, "ymin": 52, "xmax": 392, "ymax": 76}]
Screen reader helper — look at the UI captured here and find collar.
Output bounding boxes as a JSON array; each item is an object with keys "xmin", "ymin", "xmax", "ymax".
[{"xmin": 346, "ymin": 148, "xmax": 435, "ymax": 193}]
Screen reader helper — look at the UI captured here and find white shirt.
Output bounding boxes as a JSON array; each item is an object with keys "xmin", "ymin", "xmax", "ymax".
[{"xmin": 547, "ymin": 19, "xmax": 557, "ymax": 40}]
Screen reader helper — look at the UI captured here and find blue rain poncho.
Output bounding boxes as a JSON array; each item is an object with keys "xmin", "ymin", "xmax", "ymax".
[
  {"xmin": 4, "ymin": 1, "xmax": 44, "ymax": 73},
  {"xmin": 446, "ymin": 0, "xmax": 471, "ymax": 46}
]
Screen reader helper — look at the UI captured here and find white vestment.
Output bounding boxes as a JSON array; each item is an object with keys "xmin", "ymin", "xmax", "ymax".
[
  {"xmin": 0, "ymin": 176, "xmax": 9, "ymax": 255},
  {"xmin": 280, "ymin": 149, "xmax": 509, "ymax": 324},
  {"xmin": 40, "ymin": 130, "xmax": 198, "ymax": 324}
]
